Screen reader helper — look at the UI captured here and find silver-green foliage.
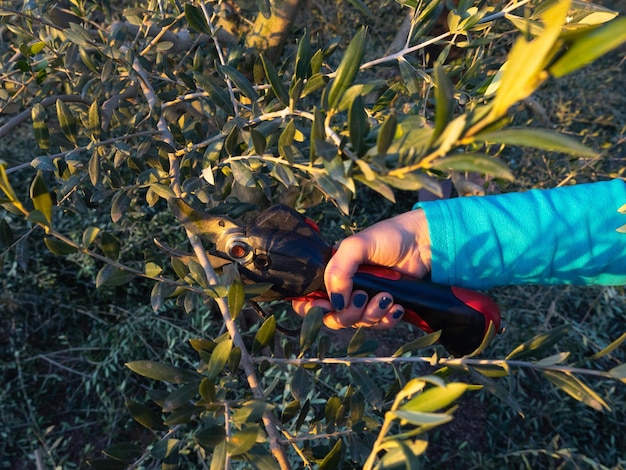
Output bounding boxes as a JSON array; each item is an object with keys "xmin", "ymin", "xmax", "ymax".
[{"xmin": 1, "ymin": 0, "xmax": 625, "ymax": 468}]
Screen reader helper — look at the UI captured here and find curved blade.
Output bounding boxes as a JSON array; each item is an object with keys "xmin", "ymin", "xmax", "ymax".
[{"xmin": 168, "ymin": 198, "xmax": 242, "ymax": 241}]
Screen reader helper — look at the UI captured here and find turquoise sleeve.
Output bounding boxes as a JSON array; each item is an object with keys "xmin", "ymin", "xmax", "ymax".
[{"xmin": 414, "ymin": 180, "xmax": 626, "ymax": 289}]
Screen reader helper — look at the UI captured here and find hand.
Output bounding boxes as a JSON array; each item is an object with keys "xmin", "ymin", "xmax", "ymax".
[{"xmin": 292, "ymin": 209, "xmax": 432, "ymax": 329}]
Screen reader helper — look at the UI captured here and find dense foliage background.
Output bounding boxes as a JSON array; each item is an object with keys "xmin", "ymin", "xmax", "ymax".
[{"xmin": 1, "ymin": 0, "xmax": 625, "ymax": 468}]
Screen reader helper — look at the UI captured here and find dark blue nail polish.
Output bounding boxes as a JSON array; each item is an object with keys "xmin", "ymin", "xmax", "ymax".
[
  {"xmin": 353, "ymin": 293, "xmax": 367, "ymax": 308},
  {"xmin": 392, "ymin": 309, "xmax": 404, "ymax": 319},
  {"xmin": 330, "ymin": 293, "xmax": 345, "ymax": 311},
  {"xmin": 378, "ymin": 296, "xmax": 392, "ymax": 309}
]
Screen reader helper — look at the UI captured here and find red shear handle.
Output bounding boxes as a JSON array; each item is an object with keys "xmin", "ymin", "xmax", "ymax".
[{"xmin": 352, "ymin": 267, "xmax": 501, "ymax": 357}]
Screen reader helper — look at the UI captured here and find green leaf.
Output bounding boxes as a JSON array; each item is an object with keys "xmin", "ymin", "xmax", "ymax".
[
  {"xmin": 318, "ymin": 439, "xmax": 343, "ymax": 470},
  {"xmin": 230, "ymin": 161, "xmax": 256, "ymax": 188},
  {"xmin": 102, "ymin": 443, "xmax": 143, "ymax": 462},
  {"xmin": 301, "ymin": 73, "xmax": 328, "ymax": 97},
  {"xmin": 0, "ymin": 163, "xmax": 19, "ymax": 203},
  {"xmin": 30, "ymin": 173, "xmax": 52, "ymax": 224},
  {"xmin": 350, "ymin": 367, "xmax": 383, "ymax": 410},
  {"xmin": 56, "ymin": 99, "xmax": 78, "ymax": 145},
  {"xmin": 227, "ymin": 425, "xmax": 260, "ymax": 456},
  {"xmin": 194, "ymin": 73, "xmax": 234, "ymax": 115},
  {"xmin": 221, "ymin": 65, "xmax": 259, "ymax": 102},
  {"xmin": 289, "ymin": 77, "xmax": 304, "ymax": 108},
  {"xmin": 210, "ymin": 441, "xmax": 227, "ymax": 470},
  {"xmin": 348, "ymin": 94, "xmax": 369, "ymax": 156},
  {"xmin": 391, "ymin": 409, "xmax": 453, "ymax": 427},
  {"xmin": 402, "ymin": 382, "xmax": 467, "ymax": 413},
  {"xmin": 278, "ymin": 119, "xmax": 296, "ymax": 163},
  {"xmin": 588, "ymin": 332, "xmax": 626, "ymax": 361},
  {"xmin": 432, "ymin": 63, "xmax": 455, "ymax": 143},
  {"xmin": 110, "ymin": 190, "xmax": 130, "ymax": 223},
  {"xmin": 552, "ymin": 16, "xmax": 626, "ymax": 76},
  {"xmin": 489, "ymin": 0, "xmax": 571, "ymax": 120},
  {"xmin": 125, "ymin": 399, "xmax": 167, "ymax": 431},
  {"xmin": 281, "ymin": 399, "xmax": 301, "ymax": 423},
  {"xmin": 100, "ymin": 231, "xmax": 120, "ymax": 260},
  {"xmin": 299, "ymin": 306, "xmax": 324, "ymax": 356},
  {"xmin": 88, "ymin": 100, "xmax": 101, "ymax": 141},
  {"xmin": 398, "ymin": 56, "xmax": 422, "ymax": 96},
  {"xmin": 250, "ymin": 128, "xmax": 266, "ymax": 154},
  {"xmin": 232, "ymin": 400, "xmax": 271, "ymax": 425},
  {"xmin": 125, "ymin": 360, "xmax": 200, "ymax": 384},
  {"xmin": 185, "ymin": 4, "xmax": 211, "ymax": 35},
  {"xmin": 151, "ymin": 282, "xmax": 174, "ymax": 312},
  {"xmin": 290, "ymin": 366, "xmax": 310, "ymax": 401},
  {"xmin": 295, "ymin": 30, "xmax": 312, "ymax": 80},
  {"xmin": 506, "ymin": 325, "xmax": 570, "ymax": 360},
  {"xmin": 327, "ymin": 27, "xmax": 366, "ymax": 109},
  {"xmin": 252, "ymin": 315, "xmax": 276, "ymax": 354},
  {"xmin": 377, "ymin": 112, "xmax": 397, "ymax": 157},
  {"xmin": 393, "ymin": 331, "xmax": 441, "ymax": 357},
  {"xmin": 206, "ymin": 339, "xmax": 233, "ymax": 380},
  {"xmin": 475, "ymin": 128, "xmax": 597, "ymax": 157},
  {"xmin": 195, "ymin": 426, "xmax": 226, "ymax": 449},
  {"xmin": 433, "ymin": 153, "xmax": 513, "ymax": 180},
  {"xmin": 347, "ymin": 327, "xmax": 366, "ymax": 356},
  {"xmin": 543, "ymin": 370, "xmax": 609, "ymax": 411},
  {"xmin": 88, "ymin": 149, "xmax": 100, "ymax": 186},
  {"xmin": 381, "ymin": 173, "xmax": 442, "ymax": 196},
  {"xmin": 151, "ymin": 438, "xmax": 180, "ymax": 459},
  {"xmin": 378, "ymin": 439, "xmax": 427, "ymax": 468},
  {"xmin": 354, "ymin": 174, "xmax": 395, "ymax": 202},
  {"xmin": 467, "ymin": 367, "xmax": 524, "ymax": 417},
  {"xmin": 44, "ymin": 237, "xmax": 78, "ymax": 255},
  {"xmin": 96, "ymin": 265, "xmax": 134, "ymax": 287},
  {"xmin": 31, "ymin": 103, "xmax": 49, "ymax": 150},
  {"xmin": 260, "ymin": 54, "xmax": 289, "ymax": 105},
  {"xmin": 608, "ymin": 364, "xmax": 626, "ymax": 382},
  {"xmin": 163, "ymin": 382, "xmax": 199, "ymax": 412},
  {"xmin": 317, "ymin": 175, "xmax": 351, "ymax": 215},
  {"xmin": 337, "ymin": 82, "xmax": 383, "ymax": 112},
  {"xmin": 228, "ymin": 278, "xmax": 245, "ymax": 319}
]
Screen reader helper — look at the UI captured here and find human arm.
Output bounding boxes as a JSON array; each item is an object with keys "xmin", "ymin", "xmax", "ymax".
[{"xmin": 293, "ymin": 179, "xmax": 626, "ymax": 328}]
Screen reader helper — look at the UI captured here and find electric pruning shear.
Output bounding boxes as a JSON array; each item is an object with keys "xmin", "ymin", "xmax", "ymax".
[{"xmin": 169, "ymin": 199, "xmax": 502, "ymax": 356}]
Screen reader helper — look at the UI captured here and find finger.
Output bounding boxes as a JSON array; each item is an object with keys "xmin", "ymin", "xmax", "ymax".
[
  {"xmin": 324, "ymin": 237, "xmax": 370, "ymax": 311},
  {"xmin": 291, "ymin": 298, "xmax": 332, "ymax": 317},
  {"xmin": 372, "ymin": 305, "xmax": 405, "ymax": 329},
  {"xmin": 322, "ymin": 290, "xmax": 369, "ymax": 329},
  {"xmin": 353, "ymin": 292, "xmax": 395, "ymax": 328}
]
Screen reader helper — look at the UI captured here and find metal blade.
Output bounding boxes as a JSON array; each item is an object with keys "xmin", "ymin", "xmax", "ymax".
[
  {"xmin": 153, "ymin": 237, "xmax": 232, "ymax": 268},
  {"xmin": 168, "ymin": 198, "xmax": 242, "ymax": 241}
]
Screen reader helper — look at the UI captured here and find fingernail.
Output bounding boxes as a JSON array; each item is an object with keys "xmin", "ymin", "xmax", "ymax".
[
  {"xmin": 378, "ymin": 296, "xmax": 392, "ymax": 309},
  {"xmin": 330, "ymin": 293, "xmax": 345, "ymax": 311},
  {"xmin": 392, "ymin": 309, "xmax": 404, "ymax": 319},
  {"xmin": 353, "ymin": 293, "xmax": 367, "ymax": 308},
  {"xmin": 321, "ymin": 308, "xmax": 331, "ymax": 315}
]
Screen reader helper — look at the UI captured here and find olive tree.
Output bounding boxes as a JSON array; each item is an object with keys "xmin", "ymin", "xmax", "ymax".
[{"xmin": 1, "ymin": 0, "xmax": 626, "ymax": 467}]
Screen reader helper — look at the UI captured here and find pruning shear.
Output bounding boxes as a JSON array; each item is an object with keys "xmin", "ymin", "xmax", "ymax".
[{"xmin": 169, "ymin": 200, "xmax": 502, "ymax": 356}]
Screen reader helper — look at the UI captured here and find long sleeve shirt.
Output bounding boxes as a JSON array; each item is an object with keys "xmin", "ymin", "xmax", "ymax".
[{"xmin": 414, "ymin": 179, "xmax": 626, "ymax": 289}]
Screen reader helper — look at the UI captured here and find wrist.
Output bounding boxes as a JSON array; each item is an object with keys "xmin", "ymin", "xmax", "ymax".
[{"xmin": 413, "ymin": 208, "xmax": 432, "ymax": 276}]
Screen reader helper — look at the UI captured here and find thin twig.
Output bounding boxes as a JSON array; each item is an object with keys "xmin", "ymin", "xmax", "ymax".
[
  {"xmin": 251, "ymin": 355, "xmax": 619, "ymax": 380},
  {"xmin": 200, "ymin": 2, "xmax": 239, "ymax": 115},
  {"xmin": 131, "ymin": 50, "xmax": 291, "ymax": 469},
  {"xmin": 0, "ymin": 95, "xmax": 91, "ymax": 140},
  {"xmin": 6, "ymin": 130, "xmax": 160, "ymax": 175}
]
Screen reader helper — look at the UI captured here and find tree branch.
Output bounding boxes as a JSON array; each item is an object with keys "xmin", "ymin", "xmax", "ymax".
[{"xmin": 130, "ymin": 52, "xmax": 291, "ymax": 469}]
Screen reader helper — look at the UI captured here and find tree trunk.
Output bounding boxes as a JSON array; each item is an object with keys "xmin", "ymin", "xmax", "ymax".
[{"xmin": 245, "ymin": 0, "xmax": 303, "ymax": 61}]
